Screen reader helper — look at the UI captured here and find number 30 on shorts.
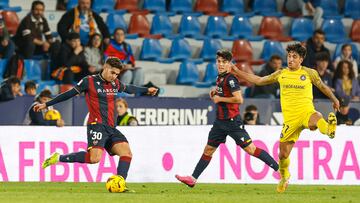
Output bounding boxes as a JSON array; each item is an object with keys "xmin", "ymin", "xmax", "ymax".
[{"xmin": 90, "ymin": 130, "xmax": 103, "ymax": 140}]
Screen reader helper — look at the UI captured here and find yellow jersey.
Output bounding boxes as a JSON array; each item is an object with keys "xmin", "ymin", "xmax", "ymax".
[{"xmin": 268, "ymin": 66, "xmax": 320, "ymax": 122}]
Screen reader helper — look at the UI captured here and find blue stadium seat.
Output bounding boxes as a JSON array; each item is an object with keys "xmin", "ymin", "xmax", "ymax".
[
  {"xmin": 229, "ymin": 15, "xmax": 263, "ymax": 41},
  {"xmin": 203, "ymin": 63, "xmax": 218, "ymax": 84},
  {"xmin": 344, "ymin": 0, "xmax": 360, "ymax": 19},
  {"xmin": 178, "ymin": 14, "xmax": 204, "ymax": 39},
  {"xmin": 67, "ymin": 0, "xmax": 78, "ymax": 10},
  {"xmin": 253, "ymin": 0, "xmax": 280, "ymax": 15},
  {"xmin": 168, "ymin": 37, "xmax": 203, "ymax": 64},
  {"xmin": 139, "ymin": 39, "xmax": 174, "ymax": 63},
  {"xmin": 92, "ymin": 0, "xmax": 115, "ymax": 12},
  {"xmin": 333, "ymin": 43, "xmax": 359, "ymax": 63},
  {"xmin": 321, "ymin": 17, "xmax": 350, "ymax": 43},
  {"xmin": 200, "ymin": 38, "xmax": 222, "ymax": 61},
  {"xmin": 290, "ymin": 18, "xmax": 314, "ymax": 42},
  {"xmin": 320, "ymin": 0, "xmax": 339, "ymax": 17},
  {"xmin": 143, "ymin": 0, "xmax": 166, "ymax": 13},
  {"xmin": 37, "ymin": 80, "xmax": 57, "ymax": 94},
  {"xmin": 106, "ymin": 12, "xmax": 127, "ymax": 34},
  {"xmin": 0, "ymin": 59, "xmax": 7, "ymax": 81},
  {"xmin": 204, "ymin": 16, "xmax": 235, "ymax": 40},
  {"xmin": 150, "ymin": 14, "xmax": 174, "ymax": 38},
  {"xmin": 24, "ymin": 60, "xmax": 42, "ymax": 81},
  {"xmin": 260, "ymin": 41, "xmax": 286, "ymax": 61},
  {"xmin": 176, "ymin": 61, "xmax": 200, "ymax": 85},
  {"xmin": 169, "ymin": 0, "xmax": 193, "ymax": 13},
  {"xmin": 220, "ymin": 0, "xmax": 245, "ymax": 14},
  {"xmin": 0, "ymin": 0, "xmax": 9, "ymax": 8}
]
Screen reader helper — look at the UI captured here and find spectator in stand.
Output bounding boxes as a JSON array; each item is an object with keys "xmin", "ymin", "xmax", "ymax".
[
  {"xmin": 303, "ymin": 29, "xmax": 334, "ymax": 71},
  {"xmin": 334, "ymin": 44, "xmax": 358, "ymax": 78},
  {"xmin": 284, "ymin": 0, "xmax": 323, "ymax": 28},
  {"xmin": 336, "ymin": 97, "xmax": 353, "ymax": 125},
  {"xmin": 57, "ymin": 0, "xmax": 110, "ymax": 45},
  {"xmin": 14, "ymin": 1, "xmax": 60, "ymax": 60},
  {"xmin": 52, "ymin": 32, "xmax": 90, "ymax": 92},
  {"xmin": 334, "ymin": 60, "xmax": 360, "ymax": 102},
  {"xmin": 313, "ymin": 52, "xmax": 334, "ymax": 99},
  {"xmin": 104, "ymin": 28, "xmax": 144, "ymax": 86},
  {"xmin": 0, "ymin": 15, "xmax": 15, "ymax": 59},
  {"xmin": 115, "ymin": 98, "xmax": 138, "ymax": 126},
  {"xmin": 243, "ymin": 105, "xmax": 263, "ymax": 125},
  {"xmin": 0, "ymin": 76, "xmax": 22, "ymax": 102},
  {"xmin": 25, "ymin": 80, "xmax": 37, "ymax": 96},
  {"xmin": 84, "ymin": 33, "xmax": 103, "ymax": 74},
  {"xmin": 252, "ymin": 55, "xmax": 282, "ymax": 98}
]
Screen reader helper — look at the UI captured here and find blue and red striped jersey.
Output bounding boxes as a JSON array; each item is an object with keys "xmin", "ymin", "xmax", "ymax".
[
  {"xmin": 75, "ymin": 74, "xmax": 126, "ymax": 127},
  {"xmin": 215, "ymin": 73, "xmax": 241, "ymax": 120}
]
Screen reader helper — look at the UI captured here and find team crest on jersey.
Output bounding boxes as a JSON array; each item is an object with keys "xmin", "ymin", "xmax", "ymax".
[
  {"xmin": 300, "ymin": 75, "xmax": 306, "ymax": 81},
  {"xmin": 229, "ymin": 80, "xmax": 235, "ymax": 88}
]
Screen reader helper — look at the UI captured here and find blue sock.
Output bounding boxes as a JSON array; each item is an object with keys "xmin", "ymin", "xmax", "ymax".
[
  {"xmin": 59, "ymin": 151, "xmax": 90, "ymax": 163},
  {"xmin": 117, "ymin": 156, "xmax": 132, "ymax": 179},
  {"xmin": 252, "ymin": 148, "xmax": 279, "ymax": 171},
  {"xmin": 192, "ymin": 154, "xmax": 212, "ymax": 179}
]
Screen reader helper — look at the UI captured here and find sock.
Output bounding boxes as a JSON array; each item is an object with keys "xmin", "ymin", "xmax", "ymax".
[
  {"xmin": 59, "ymin": 151, "xmax": 90, "ymax": 163},
  {"xmin": 192, "ymin": 154, "xmax": 212, "ymax": 179},
  {"xmin": 279, "ymin": 157, "xmax": 290, "ymax": 179},
  {"xmin": 317, "ymin": 118, "xmax": 329, "ymax": 135},
  {"xmin": 252, "ymin": 148, "xmax": 279, "ymax": 171},
  {"xmin": 117, "ymin": 156, "xmax": 132, "ymax": 179}
]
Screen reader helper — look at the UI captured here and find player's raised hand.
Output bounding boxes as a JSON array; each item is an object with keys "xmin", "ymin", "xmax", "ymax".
[
  {"xmin": 33, "ymin": 103, "xmax": 47, "ymax": 112},
  {"xmin": 147, "ymin": 87, "xmax": 158, "ymax": 96}
]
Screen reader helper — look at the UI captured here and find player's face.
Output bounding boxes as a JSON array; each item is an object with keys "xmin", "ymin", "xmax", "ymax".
[
  {"xmin": 32, "ymin": 4, "xmax": 44, "ymax": 19},
  {"xmin": 287, "ymin": 51, "xmax": 303, "ymax": 70},
  {"xmin": 78, "ymin": 0, "xmax": 91, "ymax": 12},
  {"xmin": 116, "ymin": 101, "xmax": 127, "ymax": 116},
  {"xmin": 40, "ymin": 96, "xmax": 51, "ymax": 104},
  {"xmin": 216, "ymin": 57, "xmax": 230, "ymax": 74},
  {"xmin": 102, "ymin": 64, "xmax": 121, "ymax": 82}
]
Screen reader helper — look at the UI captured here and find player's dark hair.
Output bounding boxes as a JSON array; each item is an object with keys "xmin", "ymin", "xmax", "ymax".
[
  {"xmin": 270, "ymin": 55, "xmax": 282, "ymax": 62},
  {"xmin": 334, "ymin": 60, "xmax": 355, "ymax": 80},
  {"xmin": 6, "ymin": 76, "xmax": 20, "ymax": 85},
  {"xmin": 39, "ymin": 89, "xmax": 52, "ymax": 98},
  {"xmin": 286, "ymin": 43, "xmax": 307, "ymax": 59},
  {"xmin": 313, "ymin": 29, "xmax": 325, "ymax": 36},
  {"xmin": 245, "ymin": 104, "xmax": 258, "ymax": 112},
  {"xmin": 25, "ymin": 80, "xmax": 36, "ymax": 90},
  {"xmin": 315, "ymin": 52, "xmax": 330, "ymax": 62},
  {"xmin": 216, "ymin": 49, "xmax": 232, "ymax": 61},
  {"xmin": 105, "ymin": 57, "xmax": 124, "ymax": 70},
  {"xmin": 31, "ymin": 0, "xmax": 45, "ymax": 10}
]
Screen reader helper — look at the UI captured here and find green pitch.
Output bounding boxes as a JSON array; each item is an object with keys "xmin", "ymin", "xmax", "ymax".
[{"xmin": 1, "ymin": 182, "xmax": 360, "ymax": 203}]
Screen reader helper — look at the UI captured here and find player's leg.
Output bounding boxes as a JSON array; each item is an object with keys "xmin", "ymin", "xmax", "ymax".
[
  {"xmin": 110, "ymin": 142, "xmax": 132, "ymax": 179},
  {"xmin": 308, "ymin": 111, "xmax": 337, "ymax": 139},
  {"xmin": 277, "ymin": 141, "xmax": 294, "ymax": 193},
  {"xmin": 242, "ymin": 142, "xmax": 279, "ymax": 171}
]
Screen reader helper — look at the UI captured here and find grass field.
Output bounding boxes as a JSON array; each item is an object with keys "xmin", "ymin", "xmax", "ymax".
[{"xmin": 1, "ymin": 182, "xmax": 360, "ymax": 203}]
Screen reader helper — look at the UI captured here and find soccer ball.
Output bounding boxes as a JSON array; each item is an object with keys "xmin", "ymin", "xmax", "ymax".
[
  {"xmin": 44, "ymin": 109, "xmax": 61, "ymax": 120},
  {"xmin": 105, "ymin": 175, "xmax": 126, "ymax": 193}
]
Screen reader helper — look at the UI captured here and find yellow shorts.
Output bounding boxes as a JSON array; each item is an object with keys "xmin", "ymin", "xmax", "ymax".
[{"xmin": 280, "ymin": 110, "xmax": 316, "ymax": 143}]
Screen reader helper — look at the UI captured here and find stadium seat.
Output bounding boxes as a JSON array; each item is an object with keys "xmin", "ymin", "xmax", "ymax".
[
  {"xmin": 258, "ymin": 16, "xmax": 292, "ymax": 41},
  {"xmin": 320, "ymin": 0, "xmax": 339, "ymax": 17},
  {"xmin": 200, "ymin": 38, "xmax": 222, "ymax": 61},
  {"xmin": 23, "ymin": 60, "xmax": 42, "ymax": 81},
  {"xmin": 37, "ymin": 80, "xmax": 57, "ymax": 94},
  {"xmin": 178, "ymin": 14, "xmax": 204, "ymax": 39},
  {"xmin": 220, "ymin": 0, "xmax": 245, "ymax": 14},
  {"xmin": 350, "ymin": 19, "xmax": 360, "ymax": 43},
  {"xmin": 66, "ymin": 0, "xmax": 77, "ymax": 10},
  {"xmin": 260, "ymin": 40, "xmax": 286, "ymax": 61},
  {"xmin": 290, "ymin": 17, "xmax": 314, "ymax": 42},
  {"xmin": 1, "ymin": 10, "xmax": 19, "ymax": 35},
  {"xmin": 168, "ymin": 37, "xmax": 204, "ymax": 64},
  {"xmin": 333, "ymin": 43, "xmax": 359, "ymax": 63},
  {"xmin": 139, "ymin": 38, "xmax": 174, "ymax": 63},
  {"xmin": 106, "ymin": 12, "xmax": 127, "ymax": 35},
  {"xmin": 176, "ymin": 61, "xmax": 200, "ymax": 85},
  {"xmin": 115, "ymin": 0, "xmax": 139, "ymax": 12},
  {"xmin": 194, "ymin": 0, "xmax": 227, "ymax": 16},
  {"xmin": 0, "ymin": 59, "xmax": 7, "ymax": 81},
  {"xmin": 204, "ymin": 16, "xmax": 234, "ymax": 40},
  {"xmin": 0, "ymin": 0, "xmax": 9, "ymax": 8},
  {"xmin": 232, "ymin": 40, "xmax": 264, "ymax": 65},
  {"xmin": 321, "ymin": 17, "xmax": 350, "ymax": 43},
  {"xmin": 143, "ymin": 0, "xmax": 166, "ymax": 13},
  {"xmin": 202, "ymin": 63, "xmax": 218, "ymax": 84},
  {"xmin": 92, "ymin": 0, "xmax": 115, "ymax": 12},
  {"xmin": 234, "ymin": 62, "xmax": 253, "ymax": 86},
  {"xmin": 128, "ymin": 14, "xmax": 162, "ymax": 38},
  {"xmin": 169, "ymin": 0, "xmax": 193, "ymax": 14},
  {"xmin": 229, "ymin": 15, "xmax": 263, "ymax": 41},
  {"xmin": 344, "ymin": 0, "xmax": 360, "ymax": 19},
  {"xmin": 253, "ymin": 0, "xmax": 280, "ymax": 15},
  {"xmin": 150, "ymin": 14, "xmax": 174, "ymax": 38}
]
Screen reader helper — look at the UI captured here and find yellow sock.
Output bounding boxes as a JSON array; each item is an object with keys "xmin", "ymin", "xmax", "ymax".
[
  {"xmin": 317, "ymin": 118, "xmax": 328, "ymax": 135},
  {"xmin": 279, "ymin": 157, "xmax": 290, "ymax": 179}
]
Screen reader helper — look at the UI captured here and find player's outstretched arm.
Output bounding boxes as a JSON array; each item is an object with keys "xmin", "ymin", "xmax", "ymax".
[
  {"xmin": 229, "ymin": 63, "xmax": 280, "ymax": 86},
  {"xmin": 33, "ymin": 88, "xmax": 79, "ymax": 112},
  {"xmin": 124, "ymin": 84, "xmax": 158, "ymax": 96}
]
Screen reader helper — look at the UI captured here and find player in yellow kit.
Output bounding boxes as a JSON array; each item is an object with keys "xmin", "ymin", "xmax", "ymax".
[{"xmin": 230, "ymin": 43, "xmax": 340, "ymax": 193}]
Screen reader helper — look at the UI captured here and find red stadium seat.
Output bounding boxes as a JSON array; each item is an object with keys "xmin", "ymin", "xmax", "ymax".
[
  {"xmin": 350, "ymin": 19, "xmax": 360, "ymax": 43},
  {"xmin": 232, "ymin": 40, "xmax": 265, "ymax": 65},
  {"xmin": 115, "ymin": 0, "xmax": 141, "ymax": 12},
  {"xmin": 258, "ymin": 16, "xmax": 292, "ymax": 42},
  {"xmin": 2, "ymin": 10, "xmax": 19, "ymax": 35},
  {"xmin": 127, "ymin": 14, "xmax": 162, "ymax": 38},
  {"xmin": 194, "ymin": 0, "xmax": 227, "ymax": 16},
  {"xmin": 234, "ymin": 62, "xmax": 253, "ymax": 86}
]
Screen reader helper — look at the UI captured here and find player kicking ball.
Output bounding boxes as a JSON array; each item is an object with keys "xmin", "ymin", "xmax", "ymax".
[
  {"xmin": 229, "ymin": 43, "xmax": 339, "ymax": 193},
  {"xmin": 35, "ymin": 57, "xmax": 158, "ymax": 191},
  {"xmin": 175, "ymin": 49, "xmax": 279, "ymax": 187}
]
